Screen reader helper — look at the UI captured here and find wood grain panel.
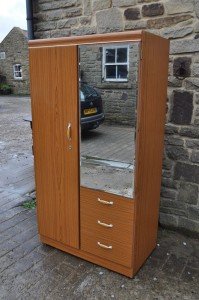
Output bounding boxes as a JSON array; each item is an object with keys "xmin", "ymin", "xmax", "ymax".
[
  {"xmin": 133, "ymin": 31, "xmax": 169, "ymax": 273},
  {"xmin": 40, "ymin": 235, "xmax": 133, "ymax": 277},
  {"xmin": 29, "ymin": 46, "xmax": 79, "ymax": 248},
  {"xmin": 80, "ymin": 187, "xmax": 134, "ymax": 267},
  {"xmin": 29, "ymin": 31, "xmax": 142, "ymax": 48}
]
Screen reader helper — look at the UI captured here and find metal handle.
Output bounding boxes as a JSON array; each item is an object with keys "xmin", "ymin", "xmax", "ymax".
[
  {"xmin": 97, "ymin": 241, "xmax": 112, "ymax": 249},
  {"xmin": 67, "ymin": 123, "xmax": 71, "ymax": 141},
  {"xmin": 97, "ymin": 198, "xmax": 113, "ymax": 205},
  {"xmin": 97, "ymin": 220, "xmax": 113, "ymax": 228}
]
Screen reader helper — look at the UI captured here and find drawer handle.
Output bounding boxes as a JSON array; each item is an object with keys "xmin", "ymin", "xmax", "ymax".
[
  {"xmin": 97, "ymin": 241, "xmax": 112, "ymax": 249},
  {"xmin": 98, "ymin": 220, "xmax": 113, "ymax": 228},
  {"xmin": 97, "ymin": 198, "xmax": 113, "ymax": 205}
]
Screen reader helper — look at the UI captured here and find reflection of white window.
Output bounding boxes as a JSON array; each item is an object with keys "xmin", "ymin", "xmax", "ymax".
[
  {"xmin": 13, "ymin": 64, "xmax": 22, "ymax": 79},
  {"xmin": 0, "ymin": 52, "xmax": 6, "ymax": 59},
  {"xmin": 103, "ymin": 46, "xmax": 129, "ymax": 82}
]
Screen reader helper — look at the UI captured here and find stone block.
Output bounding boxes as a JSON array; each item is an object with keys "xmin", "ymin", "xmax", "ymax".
[
  {"xmin": 71, "ymin": 26, "xmax": 96, "ymax": 36},
  {"xmin": 124, "ymin": 8, "xmax": 141, "ymax": 20},
  {"xmin": 165, "ymin": 0, "xmax": 194, "ymax": 15},
  {"xmin": 178, "ymin": 182, "xmax": 198, "ymax": 205},
  {"xmin": 191, "ymin": 150, "xmax": 199, "ymax": 163},
  {"xmin": 165, "ymin": 124, "xmax": 180, "ymax": 135},
  {"xmin": 161, "ymin": 178, "xmax": 178, "ymax": 189},
  {"xmin": 36, "ymin": 21, "xmax": 56, "ymax": 31},
  {"xmin": 160, "ymin": 206, "xmax": 187, "ymax": 217},
  {"xmin": 179, "ymin": 126, "xmax": 199, "ymax": 139},
  {"xmin": 188, "ymin": 206, "xmax": 199, "ymax": 222},
  {"xmin": 125, "ymin": 20, "xmax": 147, "ymax": 30},
  {"xmin": 195, "ymin": 0, "xmax": 199, "ymax": 18},
  {"xmin": 142, "ymin": 3, "xmax": 164, "ymax": 17},
  {"xmin": 173, "ymin": 57, "xmax": 191, "ymax": 78},
  {"xmin": 159, "ymin": 213, "xmax": 179, "ymax": 227},
  {"xmin": 178, "ymin": 217, "xmax": 199, "ymax": 233},
  {"xmin": 83, "ymin": 0, "xmax": 92, "ymax": 16},
  {"xmin": 93, "ymin": 0, "xmax": 111, "ymax": 11},
  {"xmin": 39, "ymin": 0, "xmax": 77, "ymax": 11},
  {"xmin": 138, "ymin": 0, "xmax": 159, "ymax": 2},
  {"xmin": 162, "ymin": 158, "xmax": 174, "ymax": 170},
  {"xmin": 168, "ymin": 76, "xmax": 183, "ymax": 87},
  {"xmin": 192, "ymin": 64, "xmax": 199, "ymax": 77},
  {"xmin": 195, "ymin": 93, "xmax": 199, "ymax": 104},
  {"xmin": 161, "ymin": 187, "xmax": 177, "ymax": 200},
  {"xmin": 57, "ymin": 18, "xmax": 79, "ymax": 29},
  {"xmin": 174, "ymin": 162, "xmax": 199, "ymax": 184},
  {"xmin": 170, "ymin": 39, "xmax": 199, "ymax": 54},
  {"xmin": 194, "ymin": 118, "xmax": 199, "ymax": 125},
  {"xmin": 49, "ymin": 29, "xmax": 71, "ymax": 38},
  {"xmin": 147, "ymin": 15, "xmax": 192, "ymax": 29},
  {"xmin": 165, "ymin": 136, "xmax": 184, "ymax": 146},
  {"xmin": 112, "ymin": 0, "xmax": 136, "ymax": 7},
  {"xmin": 166, "ymin": 145, "xmax": 189, "ymax": 161},
  {"xmin": 96, "ymin": 8, "xmax": 123, "ymax": 33},
  {"xmin": 161, "ymin": 26, "xmax": 193, "ymax": 39},
  {"xmin": 170, "ymin": 90, "xmax": 193, "ymax": 125},
  {"xmin": 184, "ymin": 78, "xmax": 199, "ymax": 91},
  {"xmin": 194, "ymin": 21, "xmax": 199, "ymax": 33},
  {"xmin": 186, "ymin": 139, "xmax": 199, "ymax": 149}
]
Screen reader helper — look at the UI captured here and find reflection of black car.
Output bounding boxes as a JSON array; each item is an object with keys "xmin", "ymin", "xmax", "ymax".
[{"xmin": 80, "ymin": 83, "xmax": 104, "ymax": 130}]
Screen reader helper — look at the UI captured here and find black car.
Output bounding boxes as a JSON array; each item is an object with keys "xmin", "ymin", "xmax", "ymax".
[
  {"xmin": 24, "ymin": 83, "xmax": 104, "ymax": 131},
  {"xmin": 80, "ymin": 83, "xmax": 104, "ymax": 130}
]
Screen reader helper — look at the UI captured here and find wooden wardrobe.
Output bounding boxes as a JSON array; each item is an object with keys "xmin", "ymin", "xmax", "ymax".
[{"xmin": 29, "ymin": 31, "xmax": 169, "ymax": 277}]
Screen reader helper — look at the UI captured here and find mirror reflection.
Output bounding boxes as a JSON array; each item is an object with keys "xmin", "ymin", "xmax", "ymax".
[{"xmin": 79, "ymin": 42, "xmax": 140, "ymax": 198}]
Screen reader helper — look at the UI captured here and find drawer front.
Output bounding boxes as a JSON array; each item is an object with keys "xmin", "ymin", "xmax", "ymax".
[{"xmin": 80, "ymin": 187, "xmax": 134, "ymax": 267}]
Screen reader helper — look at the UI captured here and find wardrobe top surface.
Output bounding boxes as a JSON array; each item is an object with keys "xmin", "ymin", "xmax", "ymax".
[{"xmin": 28, "ymin": 30, "xmax": 167, "ymax": 48}]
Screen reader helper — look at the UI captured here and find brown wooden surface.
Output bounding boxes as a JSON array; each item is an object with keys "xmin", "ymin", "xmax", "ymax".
[
  {"xmin": 40, "ymin": 235, "xmax": 133, "ymax": 277},
  {"xmin": 133, "ymin": 31, "xmax": 169, "ymax": 273},
  {"xmin": 29, "ymin": 31, "xmax": 169, "ymax": 277},
  {"xmin": 29, "ymin": 45, "xmax": 79, "ymax": 248},
  {"xmin": 29, "ymin": 31, "xmax": 142, "ymax": 48},
  {"xmin": 80, "ymin": 187, "xmax": 134, "ymax": 267}
]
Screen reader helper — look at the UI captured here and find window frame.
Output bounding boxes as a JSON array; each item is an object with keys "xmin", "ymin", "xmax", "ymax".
[
  {"xmin": 102, "ymin": 45, "xmax": 129, "ymax": 82},
  {"xmin": 13, "ymin": 64, "xmax": 23, "ymax": 80}
]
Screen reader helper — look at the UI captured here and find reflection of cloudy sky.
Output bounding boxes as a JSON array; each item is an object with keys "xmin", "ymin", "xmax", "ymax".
[{"xmin": 0, "ymin": 0, "xmax": 27, "ymax": 42}]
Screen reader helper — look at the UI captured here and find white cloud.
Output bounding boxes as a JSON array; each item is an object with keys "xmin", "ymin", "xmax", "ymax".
[{"xmin": 0, "ymin": 0, "xmax": 27, "ymax": 42}]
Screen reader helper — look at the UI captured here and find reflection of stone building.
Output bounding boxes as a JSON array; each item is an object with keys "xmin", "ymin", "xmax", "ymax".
[
  {"xmin": 0, "ymin": 27, "xmax": 30, "ymax": 94},
  {"xmin": 80, "ymin": 43, "xmax": 139, "ymax": 126}
]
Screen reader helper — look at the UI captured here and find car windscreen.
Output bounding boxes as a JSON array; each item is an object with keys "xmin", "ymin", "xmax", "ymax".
[{"xmin": 81, "ymin": 84, "xmax": 99, "ymax": 97}]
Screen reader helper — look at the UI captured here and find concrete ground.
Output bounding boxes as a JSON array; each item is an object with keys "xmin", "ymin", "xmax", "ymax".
[{"xmin": 0, "ymin": 96, "xmax": 199, "ymax": 299}]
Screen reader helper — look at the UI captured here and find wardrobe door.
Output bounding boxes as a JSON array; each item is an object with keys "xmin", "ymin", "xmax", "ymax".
[{"xmin": 29, "ymin": 45, "xmax": 79, "ymax": 248}]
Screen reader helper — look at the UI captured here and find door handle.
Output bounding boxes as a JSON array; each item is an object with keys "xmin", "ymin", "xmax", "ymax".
[{"xmin": 67, "ymin": 123, "xmax": 71, "ymax": 141}]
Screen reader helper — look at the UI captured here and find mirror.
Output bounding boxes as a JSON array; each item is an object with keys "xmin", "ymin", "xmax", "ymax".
[{"xmin": 79, "ymin": 42, "xmax": 140, "ymax": 198}]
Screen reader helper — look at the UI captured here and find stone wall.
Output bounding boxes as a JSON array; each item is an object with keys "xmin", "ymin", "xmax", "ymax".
[
  {"xmin": 0, "ymin": 27, "xmax": 30, "ymax": 95},
  {"xmin": 32, "ymin": 0, "xmax": 199, "ymax": 235},
  {"xmin": 79, "ymin": 43, "xmax": 139, "ymax": 125}
]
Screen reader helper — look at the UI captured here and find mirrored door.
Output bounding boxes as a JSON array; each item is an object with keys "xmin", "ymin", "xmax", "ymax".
[{"xmin": 79, "ymin": 42, "xmax": 140, "ymax": 199}]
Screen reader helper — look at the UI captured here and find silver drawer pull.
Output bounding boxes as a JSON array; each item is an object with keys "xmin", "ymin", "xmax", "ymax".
[
  {"xmin": 97, "ymin": 241, "xmax": 112, "ymax": 249},
  {"xmin": 98, "ymin": 220, "xmax": 113, "ymax": 228},
  {"xmin": 97, "ymin": 198, "xmax": 113, "ymax": 205}
]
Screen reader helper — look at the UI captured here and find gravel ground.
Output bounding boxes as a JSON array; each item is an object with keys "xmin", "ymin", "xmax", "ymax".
[{"xmin": 0, "ymin": 96, "xmax": 32, "ymax": 166}]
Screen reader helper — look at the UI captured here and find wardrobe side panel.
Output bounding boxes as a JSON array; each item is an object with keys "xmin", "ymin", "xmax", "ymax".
[{"xmin": 133, "ymin": 32, "xmax": 169, "ymax": 273}]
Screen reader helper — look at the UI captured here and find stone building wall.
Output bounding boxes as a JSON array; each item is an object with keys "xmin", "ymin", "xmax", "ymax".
[
  {"xmin": 79, "ymin": 43, "xmax": 139, "ymax": 125},
  {"xmin": 0, "ymin": 27, "xmax": 30, "ymax": 95},
  {"xmin": 32, "ymin": 0, "xmax": 199, "ymax": 235}
]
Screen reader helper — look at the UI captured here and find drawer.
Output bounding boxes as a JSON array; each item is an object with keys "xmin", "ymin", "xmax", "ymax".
[{"xmin": 80, "ymin": 187, "xmax": 134, "ymax": 267}]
